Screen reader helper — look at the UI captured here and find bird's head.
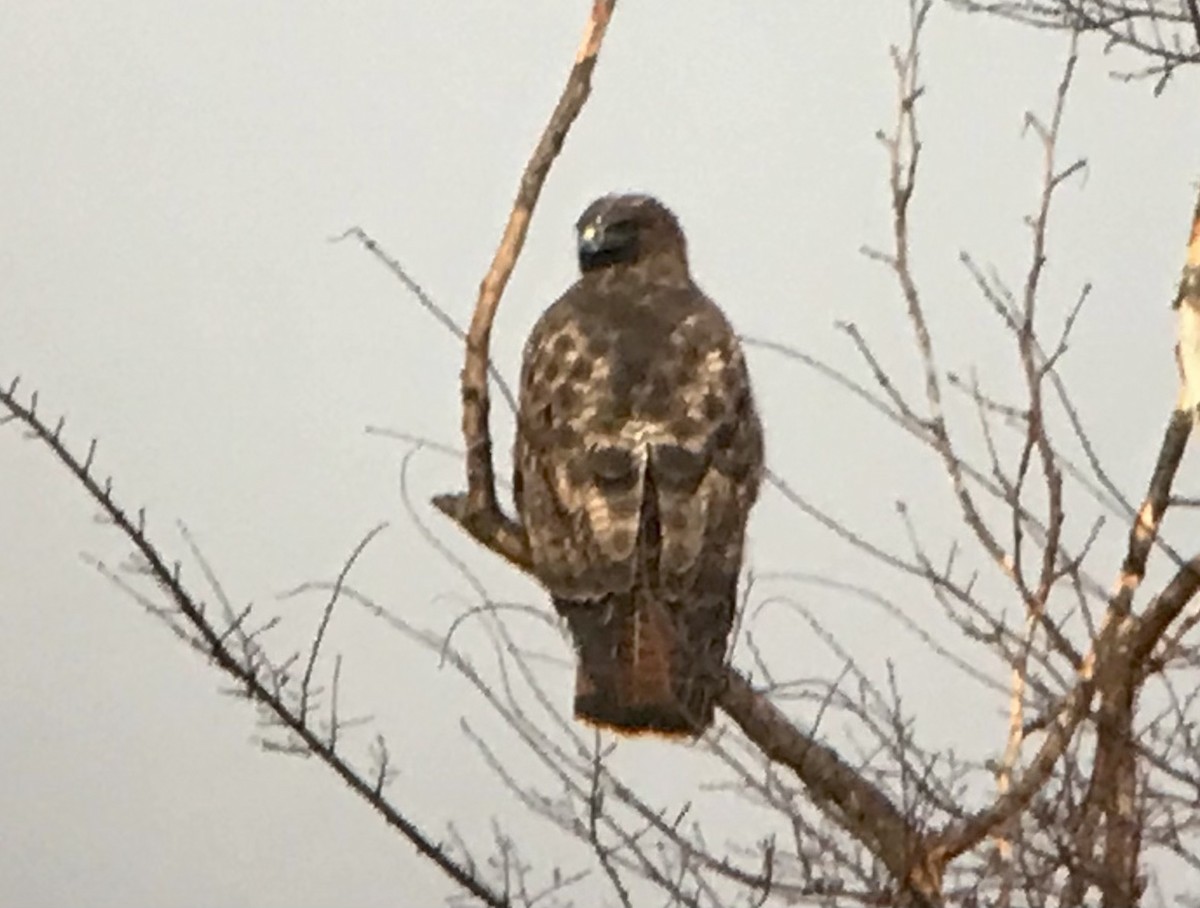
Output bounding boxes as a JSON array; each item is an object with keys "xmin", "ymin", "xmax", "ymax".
[{"xmin": 575, "ymin": 193, "xmax": 689, "ymax": 280}]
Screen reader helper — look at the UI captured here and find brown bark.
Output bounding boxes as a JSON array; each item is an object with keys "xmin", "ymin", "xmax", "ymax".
[{"xmin": 443, "ymin": 0, "xmax": 616, "ymax": 522}]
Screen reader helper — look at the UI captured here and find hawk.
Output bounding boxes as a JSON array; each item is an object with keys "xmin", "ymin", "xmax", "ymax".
[{"xmin": 513, "ymin": 193, "xmax": 764, "ymax": 735}]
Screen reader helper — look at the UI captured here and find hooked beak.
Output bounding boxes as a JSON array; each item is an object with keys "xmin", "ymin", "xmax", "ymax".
[{"xmin": 577, "ymin": 221, "xmax": 606, "ymax": 256}]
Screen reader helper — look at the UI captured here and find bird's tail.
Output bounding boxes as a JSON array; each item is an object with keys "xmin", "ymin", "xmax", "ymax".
[
  {"xmin": 559, "ymin": 590, "xmax": 718, "ymax": 736},
  {"xmin": 555, "ymin": 452, "xmax": 732, "ymax": 735}
]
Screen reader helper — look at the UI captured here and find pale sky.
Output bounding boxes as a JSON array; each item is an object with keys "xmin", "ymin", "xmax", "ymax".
[{"xmin": 3, "ymin": 3, "xmax": 1199, "ymax": 906}]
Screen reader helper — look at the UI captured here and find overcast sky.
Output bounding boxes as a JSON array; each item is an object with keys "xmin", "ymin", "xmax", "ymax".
[{"xmin": 4, "ymin": 3, "xmax": 1200, "ymax": 906}]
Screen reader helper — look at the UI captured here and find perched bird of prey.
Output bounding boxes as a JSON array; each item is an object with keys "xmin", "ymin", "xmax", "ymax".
[{"xmin": 513, "ymin": 194, "xmax": 763, "ymax": 735}]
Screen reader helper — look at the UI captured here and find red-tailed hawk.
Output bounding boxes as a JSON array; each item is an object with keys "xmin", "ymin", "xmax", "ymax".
[{"xmin": 513, "ymin": 194, "xmax": 763, "ymax": 735}]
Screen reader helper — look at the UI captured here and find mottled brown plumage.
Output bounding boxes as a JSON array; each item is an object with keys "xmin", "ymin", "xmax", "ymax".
[{"xmin": 514, "ymin": 194, "xmax": 763, "ymax": 735}]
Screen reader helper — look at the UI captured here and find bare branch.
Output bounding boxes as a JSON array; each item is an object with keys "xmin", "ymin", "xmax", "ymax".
[
  {"xmin": 299, "ymin": 521, "xmax": 389, "ymax": 724},
  {"xmin": 0, "ymin": 384, "xmax": 509, "ymax": 908},
  {"xmin": 720, "ymin": 670, "xmax": 939, "ymax": 902},
  {"xmin": 437, "ymin": 0, "xmax": 618, "ymax": 525}
]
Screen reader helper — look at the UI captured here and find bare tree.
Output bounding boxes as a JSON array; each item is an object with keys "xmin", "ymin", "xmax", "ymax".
[
  {"xmin": 948, "ymin": 0, "xmax": 1200, "ymax": 89},
  {"xmin": 5, "ymin": 1, "xmax": 1200, "ymax": 905}
]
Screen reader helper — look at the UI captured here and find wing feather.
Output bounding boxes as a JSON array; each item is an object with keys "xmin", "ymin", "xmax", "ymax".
[
  {"xmin": 514, "ymin": 293, "xmax": 643, "ymax": 599},
  {"xmin": 514, "ymin": 278, "xmax": 762, "ymax": 603},
  {"xmin": 648, "ymin": 310, "xmax": 762, "ymax": 593}
]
